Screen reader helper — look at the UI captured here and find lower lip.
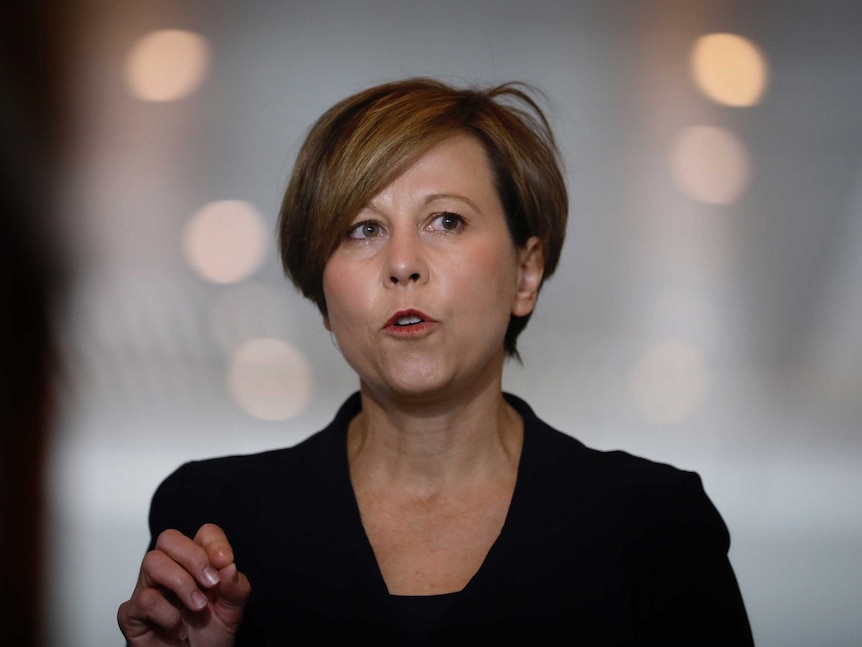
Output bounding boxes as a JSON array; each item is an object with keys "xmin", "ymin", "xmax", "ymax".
[{"xmin": 383, "ymin": 321, "xmax": 436, "ymax": 337}]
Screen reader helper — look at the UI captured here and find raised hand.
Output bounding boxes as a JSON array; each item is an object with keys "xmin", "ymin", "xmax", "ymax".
[{"xmin": 118, "ymin": 523, "xmax": 252, "ymax": 646}]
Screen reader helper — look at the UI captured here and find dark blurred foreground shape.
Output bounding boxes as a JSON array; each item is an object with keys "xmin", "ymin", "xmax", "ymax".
[{"xmin": 1, "ymin": 3, "xmax": 68, "ymax": 646}]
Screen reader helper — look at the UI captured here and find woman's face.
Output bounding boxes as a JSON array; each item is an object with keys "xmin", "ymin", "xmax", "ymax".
[{"xmin": 322, "ymin": 134, "xmax": 543, "ymax": 404}]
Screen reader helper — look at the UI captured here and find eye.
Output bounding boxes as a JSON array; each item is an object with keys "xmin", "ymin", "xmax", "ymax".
[
  {"xmin": 430, "ymin": 212, "xmax": 464, "ymax": 232},
  {"xmin": 348, "ymin": 221, "xmax": 382, "ymax": 239}
]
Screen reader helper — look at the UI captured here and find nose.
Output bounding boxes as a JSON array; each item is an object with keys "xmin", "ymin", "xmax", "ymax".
[{"xmin": 385, "ymin": 228, "xmax": 428, "ymax": 286}]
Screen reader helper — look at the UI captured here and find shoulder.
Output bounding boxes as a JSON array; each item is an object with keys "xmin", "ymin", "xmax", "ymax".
[
  {"xmin": 158, "ymin": 433, "xmax": 326, "ymax": 495},
  {"xmin": 505, "ymin": 392, "xmax": 728, "ymax": 547},
  {"xmin": 157, "ymin": 392, "xmax": 361, "ymax": 490},
  {"xmin": 507, "ymin": 391, "xmax": 703, "ymax": 490},
  {"xmin": 148, "ymin": 392, "xmax": 362, "ymax": 545},
  {"xmin": 501, "ymin": 395, "xmax": 752, "ymax": 644},
  {"xmin": 146, "ymin": 438, "xmax": 317, "ymax": 549}
]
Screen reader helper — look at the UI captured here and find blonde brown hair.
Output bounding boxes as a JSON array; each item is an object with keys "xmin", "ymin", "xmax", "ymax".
[{"xmin": 278, "ymin": 78, "xmax": 568, "ymax": 358}]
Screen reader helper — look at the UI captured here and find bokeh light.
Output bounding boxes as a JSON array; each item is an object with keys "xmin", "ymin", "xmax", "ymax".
[
  {"xmin": 125, "ymin": 29, "xmax": 210, "ymax": 102},
  {"xmin": 227, "ymin": 338, "xmax": 313, "ymax": 421},
  {"xmin": 669, "ymin": 126, "xmax": 751, "ymax": 205},
  {"xmin": 630, "ymin": 341, "xmax": 709, "ymax": 424},
  {"xmin": 183, "ymin": 200, "xmax": 267, "ymax": 284},
  {"xmin": 691, "ymin": 33, "xmax": 768, "ymax": 107}
]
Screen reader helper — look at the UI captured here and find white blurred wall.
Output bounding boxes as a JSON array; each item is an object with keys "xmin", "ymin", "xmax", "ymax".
[{"xmin": 47, "ymin": 1, "xmax": 862, "ymax": 645}]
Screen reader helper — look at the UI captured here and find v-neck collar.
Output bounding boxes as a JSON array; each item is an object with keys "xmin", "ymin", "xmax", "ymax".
[{"xmin": 328, "ymin": 391, "xmax": 537, "ymax": 601}]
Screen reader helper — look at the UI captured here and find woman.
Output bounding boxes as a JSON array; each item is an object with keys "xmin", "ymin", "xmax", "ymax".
[{"xmin": 118, "ymin": 79, "xmax": 753, "ymax": 645}]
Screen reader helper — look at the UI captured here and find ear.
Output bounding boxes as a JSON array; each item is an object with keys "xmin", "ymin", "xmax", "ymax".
[{"xmin": 512, "ymin": 236, "xmax": 544, "ymax": 317}]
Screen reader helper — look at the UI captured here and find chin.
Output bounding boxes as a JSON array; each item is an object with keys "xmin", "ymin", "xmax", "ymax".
[
  {"xmin": 349, "ymin": 345, "xmax": 505, "ymax": 404},
  {"xmin": 379, "ymin": 368, "xmax": 452, "ymax": 401},
  {"xmin": 371, "ymin": 363, "xmax": 501, "ymax": 407},
  {"xmin": 350, "ymin": 358, "xmax": 447, "ymax": 402}
]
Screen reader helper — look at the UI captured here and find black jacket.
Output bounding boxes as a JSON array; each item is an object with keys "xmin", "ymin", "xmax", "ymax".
[{"xmin": 148, "ymin": 392, "xmax": 753, "ymax": 645}]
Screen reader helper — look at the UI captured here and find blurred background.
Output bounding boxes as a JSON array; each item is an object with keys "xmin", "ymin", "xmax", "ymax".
[{"xmin": 4, "ymin": 0, "xmax": 861, "ymax": 645}]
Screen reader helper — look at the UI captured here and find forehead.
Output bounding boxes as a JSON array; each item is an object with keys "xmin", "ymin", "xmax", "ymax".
[{"xmin": 366, "ymin": 134, "xmax": 498, "ymax": 210}]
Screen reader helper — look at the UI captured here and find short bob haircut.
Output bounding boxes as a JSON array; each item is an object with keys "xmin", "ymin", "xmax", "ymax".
[{"xmin": 278, "ymin": 78, "xmax": 568, "ymax": 359}]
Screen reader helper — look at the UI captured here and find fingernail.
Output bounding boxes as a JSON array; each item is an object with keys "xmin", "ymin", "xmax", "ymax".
[
  {"xmin": 178, "ymin": 625, "xmax": 188, "ymax": 641},
  {"xmin": 191, "ymin": 590, "xmax": 208, "ymax": 610},
  {"xmin": 202, "ymin": 566, "xmax": 220, "ymax": 587},
  {"xmin": 225, "ymin": 563, "xmax": 240, "ymax": 584}
]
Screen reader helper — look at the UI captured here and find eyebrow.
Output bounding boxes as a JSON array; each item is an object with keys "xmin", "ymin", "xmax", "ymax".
[
  {"xmin": 422, "ymin": 193, "xmax": 481, "ymax": 212},
  {"xmin": 360, "ymin": 192, "xmax": 482, "ymax": 216}
]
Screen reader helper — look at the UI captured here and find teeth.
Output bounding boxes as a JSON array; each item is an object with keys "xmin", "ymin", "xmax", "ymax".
[{"xmin": 395, "ymin": 315, "xmax": 423, "ymax": 326}]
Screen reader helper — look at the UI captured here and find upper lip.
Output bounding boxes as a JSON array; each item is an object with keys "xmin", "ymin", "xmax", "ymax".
[{"xmin": 383, "ymin": 309, "xmax": 436, "ymax": 328}]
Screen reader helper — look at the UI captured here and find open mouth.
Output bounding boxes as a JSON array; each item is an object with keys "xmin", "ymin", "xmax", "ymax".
[
  {"xmin": 384, "ymin": 309, "xmax": 434, "ymax": 330},
  {"xmin": 394, "ymin": 314, "xmax": 423, "ymax": 326}
]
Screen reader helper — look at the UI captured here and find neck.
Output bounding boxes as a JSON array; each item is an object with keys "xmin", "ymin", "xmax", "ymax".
[{"xmin": 348, "ymin": 380, "xmax": 523, "ymax": 499}]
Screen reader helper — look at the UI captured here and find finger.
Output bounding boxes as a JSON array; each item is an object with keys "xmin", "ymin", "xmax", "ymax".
[
  {"xmin": 139, "ymin": 549, "xmax": 210, "ymax": 613},
  {"xmin": 118, "ymin": 587, "xmax": 185, "ymax": 640},
  {"xmin": 215, "ymin": 562, "xmax": 252, "ymax": 609},
  {"xmin": 155, "ymin": 528, "xmax": 223, "ymax": 590},
  {"xmin": 205, "ymin": 562, "xmax": 252, "ymax": 632},
  {"xmin": 194, "ymin": 523, "xmax": 236, "ymax": 570}
]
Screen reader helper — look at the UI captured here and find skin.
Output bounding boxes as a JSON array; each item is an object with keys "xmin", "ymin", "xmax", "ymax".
[
  {"xmin": 118, "ymin": 133, "xmax": 546, "ymax": 637},
  {"xmin": 117, "ymin": 524, "xmax": 251, "ymax": 646},
  {"xmin": 323, "ymin": 134, "xmax": 544, "ymax": 594},
  {"xmin": 323, "ymin": 133, "xmax": 543, "ymax": 411}
]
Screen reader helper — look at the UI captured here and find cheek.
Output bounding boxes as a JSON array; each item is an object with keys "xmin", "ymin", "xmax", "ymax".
[
  {"xmin": 322, "ymin": 261, "xmax": 372, "ymax": 334},
  {"xmin": 322, "ymin": 259, "xmax": 353, "ymax": 316},
  {"xmin": 464, "ymin": 244, "xmax": 519, "ymax": 307},
  {"xmin": 321, "ymin": 269, "xmax": 350, "ymax": 335}
]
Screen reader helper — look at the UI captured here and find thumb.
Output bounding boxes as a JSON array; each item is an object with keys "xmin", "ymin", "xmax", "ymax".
[{"xmin": 214, "ymin": 562, "xmax": 252, "ymax": 616}]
